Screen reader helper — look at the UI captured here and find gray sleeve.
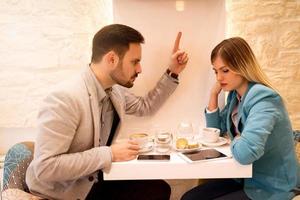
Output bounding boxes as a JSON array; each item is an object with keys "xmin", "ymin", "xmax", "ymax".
[
  {"xmin": 31, "ymin": 92, "xmax": 112, "ymax": 182},
  {"xmin": 123, "ymin": 73, "xmax": 178, "ymax": 116}
]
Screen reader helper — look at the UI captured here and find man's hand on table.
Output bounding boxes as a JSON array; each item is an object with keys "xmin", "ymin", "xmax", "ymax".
[{"xmin": 110, "ymin": 140, "xmax": 140, "ymax": 161}]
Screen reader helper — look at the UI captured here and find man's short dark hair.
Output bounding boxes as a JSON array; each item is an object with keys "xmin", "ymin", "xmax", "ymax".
[{"xmin": 91, "ymin": 24, "xmax": 145, "ymax": 63}]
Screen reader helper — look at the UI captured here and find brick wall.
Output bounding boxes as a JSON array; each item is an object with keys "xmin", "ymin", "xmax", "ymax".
[
  {"xmin": 0, "ymin": 0, "xmax": 112, "ymax": 127},
  {"xmin": 226, "ymin": 0, "xmax": 300, "ymax": 129}
]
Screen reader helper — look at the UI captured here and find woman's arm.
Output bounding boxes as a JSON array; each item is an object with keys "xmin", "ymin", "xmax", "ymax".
[
  {"xmin": 208, "ymin": 82, "xmax": 222, "ymax": 111},
  {"xmin": 205, "ymin": 82, "xmax": 228, "ymax": 134},
  {"xmin": 230, "ymin": 90, "xmax": 281, "ymax": 165}
]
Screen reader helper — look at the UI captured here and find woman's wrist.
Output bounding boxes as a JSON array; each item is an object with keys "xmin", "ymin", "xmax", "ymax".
[
  {"xmin": 210, "ymin": 90, "xmax": 220, "ymax": 97},
  {"xmin": 208, "ymin": 93, "xmax": 219, "ymax": 111},
  {"xmin": 207, "ymin": 105, "xmax": 218, "ymax": 111}
]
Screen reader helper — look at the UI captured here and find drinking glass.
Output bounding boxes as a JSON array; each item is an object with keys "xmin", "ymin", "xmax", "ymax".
[
  {"xmin": 177, "ymin": 122, "xmax": 193, "ymax": 137},
  {"xmin": 176, "ymin": 122, "xmax": 196, "ymax": 145},
  {"xmin": 155, "ymin": 130, "xmax": 172, "ymax": 153}
]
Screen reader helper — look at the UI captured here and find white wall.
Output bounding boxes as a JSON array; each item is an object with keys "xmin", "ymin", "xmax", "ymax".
[{"xmin": 113, "ymin": 0, "xmax": 226, "ymax": 138}]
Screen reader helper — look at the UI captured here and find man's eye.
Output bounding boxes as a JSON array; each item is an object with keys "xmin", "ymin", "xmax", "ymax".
[
  {"xmin": 223, "ymin": 69, "xmax": 229, "ymax": 73},
  {"xmin": 133, "ymin": 61, "xmax": 139, "ymax": 65}
]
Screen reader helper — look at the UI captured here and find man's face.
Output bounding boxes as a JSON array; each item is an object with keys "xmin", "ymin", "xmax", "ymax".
[{"xmin": 110, "ymin": 43, "xmax": 142, "ymax": 88}]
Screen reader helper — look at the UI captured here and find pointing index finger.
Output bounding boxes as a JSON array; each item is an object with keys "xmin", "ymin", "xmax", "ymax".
[{"xmin": 172, "ymin": 32, "xmax": 182, "ymax": 53}]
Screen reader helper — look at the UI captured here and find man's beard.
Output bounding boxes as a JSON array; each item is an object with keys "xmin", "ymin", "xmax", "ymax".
[{"xmin": 110, "ymin": 61, "xmax": 138, "ymax": 88}]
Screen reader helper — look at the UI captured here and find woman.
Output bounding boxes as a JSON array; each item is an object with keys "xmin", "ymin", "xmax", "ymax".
[{"xmin": 182, "ymin": 37, "xmax": 299, "ymax": 200}]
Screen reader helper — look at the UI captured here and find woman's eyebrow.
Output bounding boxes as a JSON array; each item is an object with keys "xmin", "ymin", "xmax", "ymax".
[{"xmin": 213, "ymin": 66, "xmax": 227, "ymax": 70}]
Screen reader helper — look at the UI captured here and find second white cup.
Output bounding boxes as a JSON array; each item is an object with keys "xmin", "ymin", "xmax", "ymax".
[{"xmin": 202, "ymin": 127, "xmax": 220, "ymax": 143}]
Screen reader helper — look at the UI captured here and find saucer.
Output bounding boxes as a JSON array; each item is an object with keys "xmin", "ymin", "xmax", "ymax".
[
  {"xmin": 200, "ymin": 137, "xmax": 228, "ymax": 147},
  {"xmin": 139, "ymin": 142, "xmax": 154, "ymax": 153}
]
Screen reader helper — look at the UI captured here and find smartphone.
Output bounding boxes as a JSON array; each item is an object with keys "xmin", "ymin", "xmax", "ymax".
[
  {"xmin": 137, "ymin": 154, "xmax": 170, "ymax": 161},
  {"xmin": 179, "ymin": 149, "xmax": 230, "ymax": 163}
]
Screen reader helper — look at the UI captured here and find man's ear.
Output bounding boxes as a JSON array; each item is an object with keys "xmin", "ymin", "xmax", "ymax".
[{"xmin": 105, "ymin": 51, "xmax": 119, "ymax": 67}]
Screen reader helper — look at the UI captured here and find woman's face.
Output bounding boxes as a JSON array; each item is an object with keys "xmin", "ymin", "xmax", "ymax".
[{"xmin": 212, "ymin": 56, "xmax": 248, "ymax": 96}]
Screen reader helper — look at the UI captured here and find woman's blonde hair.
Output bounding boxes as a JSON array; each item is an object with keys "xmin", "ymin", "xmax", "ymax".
[{"xmin": 211, "ymin": 37, "xmax": 277, "ymax": 93}]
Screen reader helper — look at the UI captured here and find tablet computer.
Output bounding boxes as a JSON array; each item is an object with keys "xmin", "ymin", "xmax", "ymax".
[{"xmin": 178, "ymin": 148, "xmax": 231, "ymax": 163}]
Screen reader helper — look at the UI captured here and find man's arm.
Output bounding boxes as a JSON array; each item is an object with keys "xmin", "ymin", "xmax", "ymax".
[
  {"xmin": 31, "ymin": 92, "xmax": 112, "ymax": 182},
  {"xmin": 123, "ymin": 32, "xmax": 189, "ymax": 116}
]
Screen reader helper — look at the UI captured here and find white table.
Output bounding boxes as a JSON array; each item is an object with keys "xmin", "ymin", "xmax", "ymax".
[{"xmin": 104, "ymin": 145, "xmax": 252, "ymax": 180}]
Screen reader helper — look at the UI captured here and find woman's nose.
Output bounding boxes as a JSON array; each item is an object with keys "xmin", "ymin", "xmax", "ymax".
[{"xmin": 216, "ymin": 73, "xmax": 223, "ymax": 81}]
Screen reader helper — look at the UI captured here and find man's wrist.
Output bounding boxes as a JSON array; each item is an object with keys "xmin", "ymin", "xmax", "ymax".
[{"xmin": 166, "ymin": 68, "xmax": 178, "ymax": 79}]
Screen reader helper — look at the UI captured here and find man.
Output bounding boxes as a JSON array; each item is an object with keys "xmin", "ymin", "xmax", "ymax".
[{"xmin": 26, "ymin": 24, "xmax": 188, "ymax": 200}]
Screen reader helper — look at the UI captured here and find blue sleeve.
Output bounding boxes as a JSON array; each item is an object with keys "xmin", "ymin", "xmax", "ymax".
[
  {"xmin": 230, "ymin": 92, "xmax": 281, "ymax": 165},
  {"xmin": 205, "ymin": 106, "xmax": 228, "ymax": 135},
  {"xmin": 204, "ymin": 92, "xmax": 236, "ymax": 135}
]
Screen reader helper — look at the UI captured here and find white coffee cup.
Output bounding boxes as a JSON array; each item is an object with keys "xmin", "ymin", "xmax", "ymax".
[
  {"xmin": 129, "ymin": 133, "xmax": 149, "ymax": 149},
  {"xmin": 202, "ymin": 127, "xmax": 220, "ymax": 143}
]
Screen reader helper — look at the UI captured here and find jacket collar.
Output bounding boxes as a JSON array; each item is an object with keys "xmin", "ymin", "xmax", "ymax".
[
  {"xmin": 237, "ymin": 82, "xmax": 255, "ymax": 114},
  {"xmin": 82, "ymin": 66, "xmax": 123, "ymax": 145},
  {"xmin": 227, "ymin": 82, "xmax": 256, "ymax": 138}
]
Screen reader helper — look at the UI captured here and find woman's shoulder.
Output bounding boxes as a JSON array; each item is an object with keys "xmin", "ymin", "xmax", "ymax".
[
  {"xmin": 244, "ymin": 83, "xmax": 281, "ymax": 106},
  {"xmin": 248, "ymin": 83, "xmax": 278, "ymax": 98},
  {"xmin": 250, "ymin": 83, "xmax": 275, "ymax": 92}
]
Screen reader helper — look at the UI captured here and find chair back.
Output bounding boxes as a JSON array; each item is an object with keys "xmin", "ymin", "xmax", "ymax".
[
  {"xmin": 294, "ymin": 130, "xmax": 300, "ymax": 161},
  {"xmin": 2, "ymin": 142, "xmax": 34, "ymax": 193},
  {"xmin": 293, "ymin": 130, "xmax": 300, "ymax": 197}
]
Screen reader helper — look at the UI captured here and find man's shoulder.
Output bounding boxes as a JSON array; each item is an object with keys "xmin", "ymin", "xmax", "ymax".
[
  {"xmin": 46, "ymin": 74, "xmax": 87, "ymax": 102},
  {"xmin": 111, "ymin": 85, "xmax": 128, "ymax": 97}
]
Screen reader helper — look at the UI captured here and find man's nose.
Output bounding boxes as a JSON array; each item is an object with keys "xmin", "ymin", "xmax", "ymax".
[{"xmin": 136, "ymin": 64, "xmax": 142, "ymax": 74}]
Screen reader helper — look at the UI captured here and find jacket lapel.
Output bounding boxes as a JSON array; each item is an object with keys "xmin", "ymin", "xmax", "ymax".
[
  {"xmin": 109, "ymin": 89, "xmax": 124, "ymax": 140},
  {"xmin": 232, "ymin": 82, "xmax": 256, "ymax": 136},
  {"xmin": 226, "ymin": 94, "xmax": 238, "ymax": 140},
  {"xmin": 82, "ymin": 69, "xmax": 101, "ymax": 147},
  {"xmin": 110, "ymin": 96, "xmax": 123, "ymax": 119}
]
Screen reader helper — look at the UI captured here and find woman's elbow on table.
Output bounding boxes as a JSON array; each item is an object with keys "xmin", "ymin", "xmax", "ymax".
[
  {"xmin": 231, "ymin": 139, "xmax": 264, "ymax": 165},
  {"xmin": 232, "ymin": 151, "xmax": 254, "ymax": 165}
]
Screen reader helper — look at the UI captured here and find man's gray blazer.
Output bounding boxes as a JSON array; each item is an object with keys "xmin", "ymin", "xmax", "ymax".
[{"xmin": 26, "ymin": 67, "xmax": 178, "ymax": 200}]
